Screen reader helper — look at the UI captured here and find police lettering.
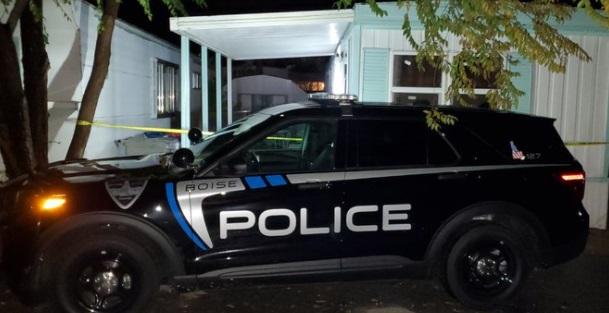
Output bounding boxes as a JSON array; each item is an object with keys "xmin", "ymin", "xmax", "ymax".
[
  {"xmin": 185, "ymin": 180, "xmax": 238, "ymax": 192},
  {"xmin": 219, "ymin": 204, "xmax": 411, "ymax": 239}
]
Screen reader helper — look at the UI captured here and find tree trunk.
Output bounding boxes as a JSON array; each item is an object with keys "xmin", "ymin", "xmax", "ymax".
[
  {"xmin": 0, "ymin": 25, "xmax": 36, "ymax": 179},
  {"xmin": 65, "ymin": 0, "xmax": 120, "ymax": 160},
  {"xmin": 21, "ymin": 0, "xmax": 50, "ymax": 171}
]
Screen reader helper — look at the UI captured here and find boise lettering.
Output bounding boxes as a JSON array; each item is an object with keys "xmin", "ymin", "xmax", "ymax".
[
  {"xmin": 185, "ymin": 179, "xmax": 239, "ymax": 192},
  {"xmin": 219, "ymin": 204, "xmax": 412, "ymax": 239}
]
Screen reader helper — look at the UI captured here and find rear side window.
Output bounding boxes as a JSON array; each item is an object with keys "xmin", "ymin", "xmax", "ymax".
[
  {"xmin": 459, "ymin": 115, "xmax": 574, "ymax": 164},
  {"xmin": 356, "ymin": 119, "xmax": 456, "ymax": 167}
]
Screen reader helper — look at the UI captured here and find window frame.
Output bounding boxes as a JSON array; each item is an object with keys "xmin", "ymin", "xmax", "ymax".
[
  {"xmin": 389, "ymin": 52, "xmax": 446, "ymax": 105},
  {"xmin": 389, "ymin": 52, "xmax": 505, "ymax": 106},
  {"xmin": 153, "ymin": 59, "xmax": 180, "ymax": 118},
  {"xmin": 214, "ymin": 117, "xmax": 341, "ymax": 176}
]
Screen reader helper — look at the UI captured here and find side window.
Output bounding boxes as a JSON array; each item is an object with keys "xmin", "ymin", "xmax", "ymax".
[
  {"xmin": 217, "ymin": 120, "xmax": 337, "ymax": 175},
  {"xmin": 357, "ymin": 119, "xmax": 427, "ymax": 167},
  {"xmin": 428, "ymin": 131, "xmax": 459, "ymax": 165}
]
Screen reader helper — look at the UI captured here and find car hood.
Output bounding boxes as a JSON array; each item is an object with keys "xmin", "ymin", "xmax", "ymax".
[{"xmin": 48, "ymin": 153, "xmax": 173, "ymax": 178}]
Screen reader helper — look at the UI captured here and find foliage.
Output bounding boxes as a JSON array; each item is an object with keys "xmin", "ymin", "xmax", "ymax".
[
  {"xmin": 0, "ymin": 0, "xmax": 207, "ymax": 180},
  {"xmin": 337, "ymin": 0, "xmax": 605, "ymax": 128},
  {"xmin": 424, "ymin": 108, "xmax": 457, "ymax": 131}
]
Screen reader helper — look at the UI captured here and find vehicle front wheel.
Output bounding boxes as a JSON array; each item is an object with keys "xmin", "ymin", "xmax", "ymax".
[
  {"xmin": 445, "ymin": 225, "xmax": 529, "ymax": 309},
  {"xmin": 50, "ymin": 234, "xmax": 160, "ymax": 313}
]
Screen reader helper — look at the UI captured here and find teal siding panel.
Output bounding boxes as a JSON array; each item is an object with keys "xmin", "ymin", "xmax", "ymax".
[
  {"xmin": 355, "ymin": 3, "xmax": 413, "ymax": 30},
  {"xmin": 354, "ymin": 3, "xmax": 608, "ymax": 36},
  {"xmin": 361, "ymin": 48, "xmax": 390, "ymax": 102},
  {"xmin": 509, "ymin": 53, "xmax": 533, "ymax": 114}
]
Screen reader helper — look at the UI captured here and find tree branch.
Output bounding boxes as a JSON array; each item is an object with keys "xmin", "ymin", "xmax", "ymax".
[{"xmin": 6, "ymin": 0, "xmax": 29, "ymax": 34}]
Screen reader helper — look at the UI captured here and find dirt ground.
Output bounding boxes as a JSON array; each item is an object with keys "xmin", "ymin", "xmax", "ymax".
[{"xmin": 1, "ymin": 229, "xmax": 608, "ymax": 313}]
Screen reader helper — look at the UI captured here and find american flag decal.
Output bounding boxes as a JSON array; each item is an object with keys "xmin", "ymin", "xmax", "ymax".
[{"xmin": 510, "ymin": 141, "xmax": 525, "ymax": 160}]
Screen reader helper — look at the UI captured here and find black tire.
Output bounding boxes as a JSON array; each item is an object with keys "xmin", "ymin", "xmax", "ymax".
[
  {"xmin": 49, "ymin": 234, "xmax": 160, "ymax": 313},
  {"xmin": 445, "ymin": 225, "xmax": 529, "ymax": 310}
]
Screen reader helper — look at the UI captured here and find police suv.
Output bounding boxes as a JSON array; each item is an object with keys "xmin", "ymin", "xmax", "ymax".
[{"xmin": 0, "ymin": 94, "xmax": 589, "ymax": 312}]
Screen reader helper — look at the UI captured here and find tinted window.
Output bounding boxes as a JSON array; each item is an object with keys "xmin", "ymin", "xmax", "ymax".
[
  {"xmin": 429, "ymin": 131, "xmax": 459, "ymax": 165},
  {"xmin": 357, "ymin": 119, "xmax": 427, "ymax": 167},
  {"xmin": 458, "ymin": 115, "xmax": 573, "ymax": 164}
]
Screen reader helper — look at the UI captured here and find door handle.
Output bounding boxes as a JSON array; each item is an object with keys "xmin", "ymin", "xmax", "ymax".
[
  {"xmin": 298, "ymin": 180, "xmax": 331, "ymax": 190},
  {"xmin": 437, "ymin": 172, "xmax": 468, "ymax": 181}
]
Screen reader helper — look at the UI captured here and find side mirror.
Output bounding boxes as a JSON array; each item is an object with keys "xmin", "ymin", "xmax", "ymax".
[
  {"xmin": 172, "ymin": 148, "xmax": 195, "ymax": 168},
  {"xmin": 188, "ymin": 128, "xmax": 204, "ymax": 144}
]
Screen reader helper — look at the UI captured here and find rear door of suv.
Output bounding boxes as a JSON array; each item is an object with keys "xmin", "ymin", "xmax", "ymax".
[{"xmin": 339, "ymin": 114, "xmax": 460, "ymax": 269}]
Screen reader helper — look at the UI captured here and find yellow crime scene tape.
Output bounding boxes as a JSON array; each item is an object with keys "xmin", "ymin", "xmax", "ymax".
[
  {"xmin": 77, "ymin": 120, "xmax": 302, "ymax": 142},
  {"xmin": 77, "ymin": 120, "xmax": 606, "ymax": 146},
  {"xmin": 564, "ymin": 142, "xmax": 609, "ymax": 146},
  {"xmin": 77, "ymin": 120, "xmax": 214, "ymax": 136}
]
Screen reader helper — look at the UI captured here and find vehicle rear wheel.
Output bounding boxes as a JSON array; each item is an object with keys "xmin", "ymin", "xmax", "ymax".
[
  {"xmin": 445, "ymin": 225, "xmax": 529, "ymax": 309},
  {"xmin": 50, "ymin": 234, "xmax": 160, "ymax": 313}
]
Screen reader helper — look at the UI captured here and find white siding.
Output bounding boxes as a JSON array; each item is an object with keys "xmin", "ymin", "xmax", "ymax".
[
  {"xmin": 48, "ymin": 0, "xmax": 189, "ymax": 162},
  {"xmin": 532, "ymin": 36, "xmax": 609, "ymax": 229}
]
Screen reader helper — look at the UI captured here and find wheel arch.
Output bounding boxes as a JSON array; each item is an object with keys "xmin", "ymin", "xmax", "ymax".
[
  {"xmin": 31, "ymin": 212, "xmax": 186, "ymax": 294},
  {"xmin": 425, "ymin": 201, "xmax": 550, "ymax": 275}
]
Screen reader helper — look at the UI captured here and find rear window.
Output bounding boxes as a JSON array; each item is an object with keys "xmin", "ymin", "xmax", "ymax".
[
  {"xmin": 457, "ymin": 114, "xmax": 574, "ymax": 164},
  {"xmin": 355, "ymin": 119, "xmax": 457, "ymax": 168}
]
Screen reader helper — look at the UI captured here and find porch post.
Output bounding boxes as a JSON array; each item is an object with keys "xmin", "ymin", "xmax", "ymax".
[
  {"xmin": 215, "ymin": 52, "xmax": 222, "ymax": 130},
  {"xmin": 201, "ymin": 46, "xmax": 209, "ymax": 132},
  {"xmin": 227, "ymin": 57, "xmax": 233, "ymax": 124},
  {"xmin": 180, "ymin": 36, "xmax": 191, "ymax": 148}
]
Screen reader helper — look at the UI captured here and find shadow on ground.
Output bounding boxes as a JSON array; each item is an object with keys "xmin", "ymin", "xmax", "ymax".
[{"xmin": 2, "ymin": 229, "xmax": 608, "ymax": 313}]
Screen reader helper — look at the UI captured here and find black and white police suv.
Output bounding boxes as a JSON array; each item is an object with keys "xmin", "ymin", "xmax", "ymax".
[{"xmin": 0, "ymin": 94, "xmax": 589, "ymax": 312}]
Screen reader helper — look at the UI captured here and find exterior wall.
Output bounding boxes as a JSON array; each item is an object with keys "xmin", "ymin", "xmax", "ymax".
[
  {"xmin": 532, "ymin": 36, "xmax": 609, "ymax": 229},
  {"xmin": 347, "ymin": 3, "xmax": 609, "ymax": 228},
  {"xmin": 59, "ymin": 0, "xmax": 189, "ymax": 161},
  {"xmin": 1, "ymin": 0, "xmax": 200, "ymax": 173}
]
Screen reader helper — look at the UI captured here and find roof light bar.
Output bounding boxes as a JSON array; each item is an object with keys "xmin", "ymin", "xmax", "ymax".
[{"xmin": 308, "ymin": 93, "xmax": 358, "ymax": 102}]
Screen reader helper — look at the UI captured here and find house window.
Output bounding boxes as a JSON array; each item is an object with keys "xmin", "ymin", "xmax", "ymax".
[
  {"xmin": 155, "ymin": 60, "xmax": 179, "ymax": 117},
  {"xmin": 390, "ymin": 53, "xmax": 502, "ymax": 107},
  {"xmin": 453, "ymin": 63, "xmax": 500, "ymax": 107},
  {"xmin": 192, "ymin": 72, "xmax": 201, "ymax": 90},
  {"xmin": 297, "ymin": 81, "xmax": 326, "ymax": 92},
  {"xmin": 391, "ymin": 54, "xmax": 442, "ymax": 106}
]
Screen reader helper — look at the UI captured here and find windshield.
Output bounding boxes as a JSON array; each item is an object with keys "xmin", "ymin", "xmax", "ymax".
[{"xmin": 188, "ymin": 112, "xmax": 271, "ymax": 163}]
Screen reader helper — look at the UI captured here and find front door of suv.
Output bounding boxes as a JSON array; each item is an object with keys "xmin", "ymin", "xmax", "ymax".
[
  {"xmin": 339, "ymin": 117, "xmax": 458, "ymax": 271},
  {"xmin": 182, "ymin": 118, "xmax": 346, "ymax": 278}
]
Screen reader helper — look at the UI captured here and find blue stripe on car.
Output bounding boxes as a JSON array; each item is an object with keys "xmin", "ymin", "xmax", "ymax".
[
  {"xmin": 245, "ymin": 176, "xmax": 267, "ymax": 189},
  {"xmin": 165, "ymin": 182, "xmax": 208, "ymax": 251},
  {"xmin": 266, "ymin": 175, "xmax": 287, "ymax": 186}
]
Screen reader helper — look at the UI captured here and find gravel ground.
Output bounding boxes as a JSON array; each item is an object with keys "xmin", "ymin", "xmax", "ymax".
[{"xmin": 1, "ymin": 229, "xmax": 608, "ymax": 313}]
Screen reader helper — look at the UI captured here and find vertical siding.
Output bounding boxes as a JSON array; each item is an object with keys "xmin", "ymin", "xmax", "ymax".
[
  {"xmin": 361, "ymin": 48, "xmax": 390, "ymax": 101},
  {"xmin": 532, "ymin": 36, "xmax": 609, "ymax": 229},
  {"xmin": 509, "ymin": 53, "xmax": 533, "ymax": 114}
]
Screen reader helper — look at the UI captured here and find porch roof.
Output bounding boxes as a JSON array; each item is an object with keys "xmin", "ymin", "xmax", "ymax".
[{"xmin": 169, "ymin": 9, "xmax": 354, "ymax": 60}]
